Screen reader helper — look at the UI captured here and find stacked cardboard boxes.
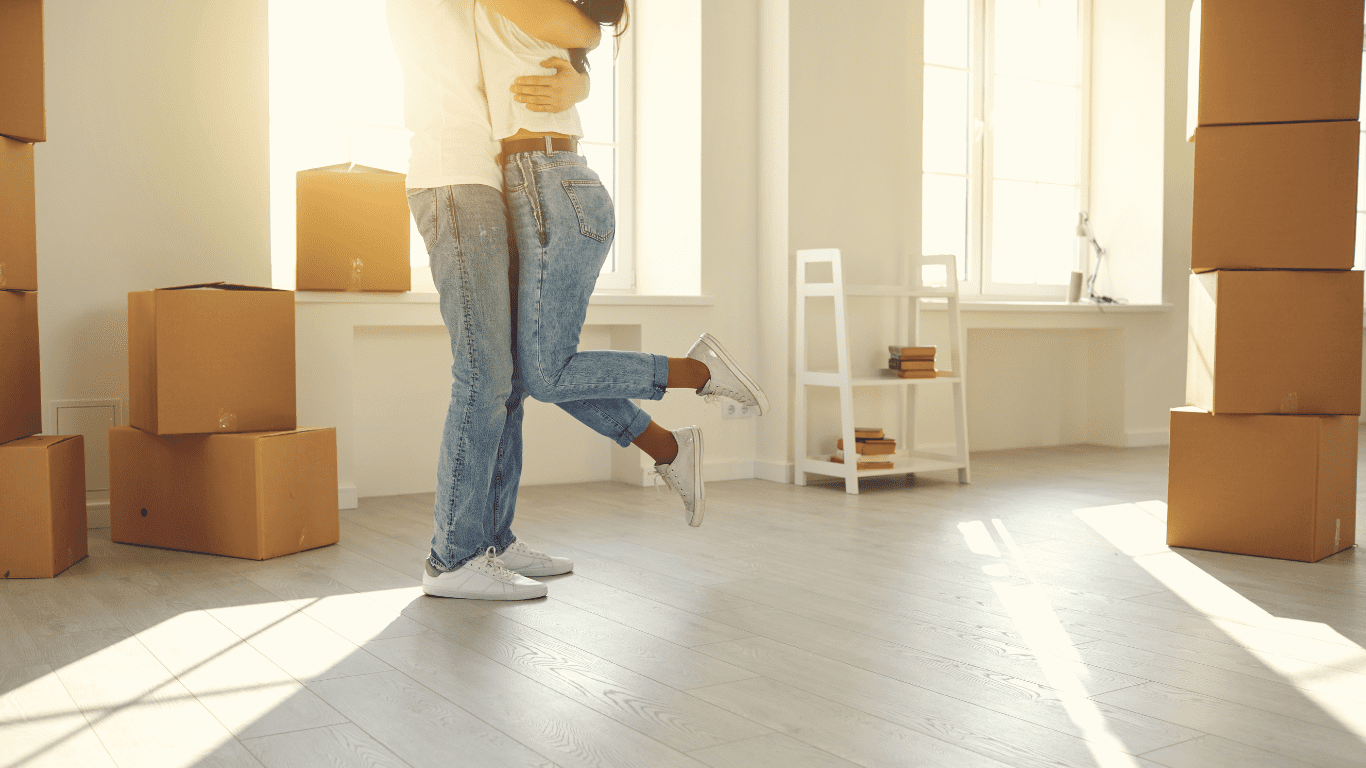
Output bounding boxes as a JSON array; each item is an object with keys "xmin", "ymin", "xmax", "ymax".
[
  {"xmin": 1168, "ymin": 0, "xmax": 1365, "ymax": 562},
  {"xmin": 110, "ymin": 284, "xmax": 340, "ymax": 560},
  {"xmin": 296, "ymin": 164, "xmax": 411, "ymax": 292},
  {"xmin": 1, "ymin": 0, "xmax": 90, "ymax": 579}
]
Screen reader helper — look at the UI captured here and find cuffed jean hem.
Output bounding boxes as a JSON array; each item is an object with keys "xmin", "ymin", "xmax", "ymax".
[
  {"xmin": 432, "ymin": 530, "xmax": 516, "ymax": 572},
  {"xmin": 650, "ymin": 353, "xmax": 670, "ymax": 400},
  {"xmin": 621, "ymin": 406, "xmax": 655, "ymax": 448}
]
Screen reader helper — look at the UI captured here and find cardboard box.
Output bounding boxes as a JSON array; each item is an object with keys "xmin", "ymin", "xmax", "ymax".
[
  {"xmin": 1187, "ymin": 270, "xmax": 1363, "ymax": 415},
  {"xmin": 1187, "ymin": 0, "xmax": 1364, "ymax": 134},
  {"xmin": 0, "ymin": 136, "xmax": 37, "ymax": 290},
  {"xmin": 128, "ymin": 283, "xmax": 296, "ymax": 435},
  {"xmin": 109, "ymin": 426, "xmax": 339, "ymax": 560},
  {"xmin": 1192, "ymin": 122, "xmax": 1359, "ymax": 272},
  {"xmin": 0, "ymin": 435, "xmax": 87, "ymax": 578},
  {"xmin": 296, "ymin": 164, "xmax": 410, "ymax": 292},
  {"xmin": 1167, "ymin": 407, "xmax": 1356, "ymax": 562},
  {"xmin": 0, "ymin": 289, "xmax": 41, "ymax": 445},
  {"xmin": 0, "ymin": 0, "xmax": 45, "ymax": 143}
]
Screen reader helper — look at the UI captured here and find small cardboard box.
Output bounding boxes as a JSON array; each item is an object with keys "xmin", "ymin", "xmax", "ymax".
[
  {"xmin": 1187, "ymin": 0, "xmax": 1364, "ymax": 134},
  {"xmin": 0, "ymin": 0, "xmax": 45, "ymax": 143},
  {"xmin": 296, "ymin": 164, "xmax": 410, "ymax": 292},
  {"xmin": 1192, "ymin": 122, "xmax": 1359, "ymax": 272},
  {"xmin": 0, "ymin": 289, "xmax": 41, "ymax": 445},
  {"xmin": 0, "ymin": 136, "xmax": 37, "ymax": 290},
  {"xmin": 0, "ymin": 435, "xmax": 87, "ymax": 578},
  {"xmin": 1187, "ymin": 270, "xmax": 1363, "ymax": 415},
  {"xmin": 1168, "ymin": 407, "xmax": 1356, "ymax": 562},
  {"xmin": 128, "ymin": 283, "xmax": 296, "ymax": 435},
  {"xmin": 109, "ymin": 426, "xmax": 339, "ymax": 560}
]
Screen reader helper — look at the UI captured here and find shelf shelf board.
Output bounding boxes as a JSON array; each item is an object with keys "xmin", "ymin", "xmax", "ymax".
[
  {"xmin": 800, "ymin": 455, "xmax": 967, "ymax": 477},
  {"xmin": 801, "ymin": 370, "xmax": 960, "ymax": 387}
]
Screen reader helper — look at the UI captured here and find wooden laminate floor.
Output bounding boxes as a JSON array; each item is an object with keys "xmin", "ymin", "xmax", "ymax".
[{"xmin": 3, "ymin": 439, "xmax": 1366, "ymax": 768}]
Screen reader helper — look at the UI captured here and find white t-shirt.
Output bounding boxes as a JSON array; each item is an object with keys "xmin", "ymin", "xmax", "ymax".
[
  {"xmin": 386, "ymin": 0, "xmax": 502, "ymax": 190},
  {"xmin": 473, "ymin": 3, "xmax": 584, "ymax": 142}
]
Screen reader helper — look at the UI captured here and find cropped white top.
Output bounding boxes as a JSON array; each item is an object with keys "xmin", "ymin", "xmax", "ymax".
[{"xmin": 473, "ymin": 2, "xmax": 585, "ymax": 141}]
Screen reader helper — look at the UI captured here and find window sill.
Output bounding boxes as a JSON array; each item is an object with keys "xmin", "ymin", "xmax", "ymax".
[
  {"xmin": 294, "ymin": 291, "xmax": 715, "ymax": 307},
  {"xmin": 954, "ymin": 300, "xmax": 1173, "ymax": 314}
]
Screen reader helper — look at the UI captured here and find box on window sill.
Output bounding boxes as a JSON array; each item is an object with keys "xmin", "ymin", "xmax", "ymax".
[
  {"xmin": 1168, "ymin": 407, "xmax": 1356, "ymax": 562},
  {"xmin": 296, "ymin": 164, "xmax": 411, "ymax": 293},
  {"xmin": 128, "ymin": 283, "xmax": 296, "ymax": 435},
  {"xmin": 0, "ymin": 435, "xmax": 87, "ymax": 578},
  {"xmin": 110, "ymin": 426, "xmax": 339, "ymax": 561},
  {"xmin": 1186, "ymin": 270, "xmax": 1362, "ymax": 416},
  {"xmin": 1192, "ymin": 121, "xmax": 1359, "ymax": 272}
]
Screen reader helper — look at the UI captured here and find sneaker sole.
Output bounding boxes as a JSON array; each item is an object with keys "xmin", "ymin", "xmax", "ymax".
[
  {"xmin": 510, "ymin": 564, "xmax": 573, "ymax": 577},
  {"xmin": 686, "ymin": 426, "xmax": 705, "ymax": 527},
  {"xmin": 421, "ymin": 582, "xmax": 547, "ymax": 600},
  {"xmin": 698, "ymin": 333, "xmax": 769, "ymax": 416}
]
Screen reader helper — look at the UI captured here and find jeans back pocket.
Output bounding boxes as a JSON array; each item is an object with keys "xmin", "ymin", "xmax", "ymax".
[{"xmin": 561, "ymin": 180, "xmax": 615, "ymax": 243}]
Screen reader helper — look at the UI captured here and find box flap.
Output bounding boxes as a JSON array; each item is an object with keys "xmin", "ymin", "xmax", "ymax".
[
  {"xmin": 0, "ymin": 434, "xmax": 77, "ymax": 451},
  {"xmin": 157, "ymin": 282, "xmax": 289, "ymax": 293},
  {"xmin": 299, "ymin": 163, "xmax": 403, "ymax": 176}
]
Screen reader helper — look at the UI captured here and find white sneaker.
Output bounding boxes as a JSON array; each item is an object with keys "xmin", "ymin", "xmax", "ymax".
[
  {"xmin": 688, "ymin": 333, "xmax": 768, "ymax": 416},
  {"xmin": 422, "ymin": 547, "xmax": 547, "ymax": 600},
  {"xmin": 498, "ymin": 540, "xmax": 573, "ymax": 577},
  {"xmin": 653, "ymin": 426, "xmax": 705, "ymax": 527}
]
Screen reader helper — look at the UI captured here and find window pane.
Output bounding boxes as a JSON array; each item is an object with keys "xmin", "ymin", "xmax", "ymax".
[
  {"xmin": 269, "ymin": 0, "xmax": 351, "ymax": 122},
  {"xmin": 991, "ymin": 180, "xmax": 1073, "ymax": 285},
  {"xmin": 924, "ymin": 66, "xmax": 969, "ymax": 175},
  {"xmin": 925, "ymin": 0, "xmax": 969, "ymax": 68},
  {"xmin": 1356, "ymin": 212, "xmax": 1365, "ymax": 272},
  {"xmin": 922, "ymin": 174, "xmax": 969, "ymax": 282},
  {"xmin": 994, "ymin": 0, "xmax": 1078, "ymax": 86},
  {"xmin": 579, "ymin": 39, "xmax": 617, "ymax": 143},
  {"xmin": 993, "ymin": 77, "xmax": 1077, "ymax": 185},
  {"xmin": 348, "ymin": 0, "xmax": 406, "ymax": 127}
]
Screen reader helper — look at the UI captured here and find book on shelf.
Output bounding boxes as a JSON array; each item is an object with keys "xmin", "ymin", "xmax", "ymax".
[
  {"xmin": 889, "ymin": 358, "xmax": 935, "ymax": 371},
  {"xmin": 895, "ymin": 369, "xmax": 938, "ymax": 379},
  {"xmin": 853, "ymin": 427, "xmax": 884, "ymax": 439},
  {"xmin": 888, "ymin": 345, "xmax": 936, "ymax": 360},
  {"xmin": 837, "ymin": 438, "xmax": 896, "ymax": 455},
  {"xmin": 831, "ymin": 450, "xmax": 895, "ymax": 469}
]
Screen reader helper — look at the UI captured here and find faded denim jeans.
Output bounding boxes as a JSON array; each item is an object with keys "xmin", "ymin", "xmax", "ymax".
[
  {"xmin": 408, "ymin": 177, "xmax": 665, "ymax": 571},
  {"xmin": 503, "ymin": 150, "xmax": 667, "ymax": 436}
]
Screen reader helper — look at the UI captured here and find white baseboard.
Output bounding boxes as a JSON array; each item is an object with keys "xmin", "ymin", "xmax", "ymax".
[
  {"xmin": 338, "ymin": 482, "xmax": 359, "ymax": 510},
  {"xmin": 620, "ymin": 459, "xmax": 758, "ymax": 488},
  {"xmin": 754, "ymin": 460, "xmax": 792, "ymax": 484},
  {"xmin": 1125, "ymin": 428, "xmax": 1169, "ymax": 448}
]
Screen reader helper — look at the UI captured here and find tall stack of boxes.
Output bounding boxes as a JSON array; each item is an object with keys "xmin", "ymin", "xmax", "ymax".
[
  {"xmin": 109, "ymin": 284, "xmax": 341, "ymax": 560},
  {"xmin": 1, "ymin": 0, "xmax": 89, "ymax": 579},
  {"xmin": 1168, "ymin": 0, "xmax": 1365, "ymax": 562}
]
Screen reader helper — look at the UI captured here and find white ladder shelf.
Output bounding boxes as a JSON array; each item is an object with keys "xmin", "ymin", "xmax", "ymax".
[{"xmin": 794, "ymin": 248, "xmax": 971, "ymax": 494}]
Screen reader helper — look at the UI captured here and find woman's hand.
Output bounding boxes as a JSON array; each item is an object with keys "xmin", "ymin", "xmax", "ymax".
[{"xmin": 512, "ymin": 58, "xmax": 591, "ymax": 113}]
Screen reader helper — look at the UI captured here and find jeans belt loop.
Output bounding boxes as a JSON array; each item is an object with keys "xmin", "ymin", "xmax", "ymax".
[{"xmin": 544, "ymin": 136, "xmax": 554, "ymax": 157}]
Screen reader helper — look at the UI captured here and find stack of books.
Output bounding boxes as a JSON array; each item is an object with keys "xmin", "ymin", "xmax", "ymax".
[
  {"xmin": 831, "ymin": 427, "xmax": 896, "ymax": 469},
  {"xmin": 889, "ymin": 345, "xmax": 937, "ymax": 378}
]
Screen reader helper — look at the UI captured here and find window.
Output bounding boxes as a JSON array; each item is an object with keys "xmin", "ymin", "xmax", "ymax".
[
  {"xmin": 268, "ymin": 0, "xmax": 633, "ymax": 291},
  {"xmin": 922, "ymin": 0, "xmax": 1090, "ymax": 299}
]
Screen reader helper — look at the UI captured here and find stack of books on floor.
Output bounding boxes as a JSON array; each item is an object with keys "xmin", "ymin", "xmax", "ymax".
[
  {"xmin": 889, "ymin": 345, "xmax": 937, "ymax": 378},
  {"xmin": 1, "ymin": 0, "xmax": 91, "ymax": 580},
  {"xmin": 831, "ymin": 427, "xmax": 896, "ymax": 469}
]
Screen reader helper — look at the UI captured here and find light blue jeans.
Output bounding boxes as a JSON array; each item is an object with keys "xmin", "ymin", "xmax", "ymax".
[
  {"xmin": 408, "ymin": 180, "xmax": 664, "ymax": 571},
  {"xmin": 503, "ymin": 149, "xmax": 666, "ymax": 424}
]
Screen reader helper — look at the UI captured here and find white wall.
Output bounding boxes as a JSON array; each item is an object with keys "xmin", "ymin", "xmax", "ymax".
[{"xmin": 35, "ymin": 0, "xmax": 271, "ymax": 432}]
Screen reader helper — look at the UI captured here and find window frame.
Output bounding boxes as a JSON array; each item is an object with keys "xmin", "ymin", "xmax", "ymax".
[
  {"xmin": 584, "ymin": 23, "xmax": 636, "ymax": 292},
  {"xmin": 926, "ymin": 0, "xmax": 1093, "ymax": 300}
]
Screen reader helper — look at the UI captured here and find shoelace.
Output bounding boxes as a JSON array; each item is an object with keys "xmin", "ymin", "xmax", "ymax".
[
  {"xmin": 505, "ymin": 541, "xmax": 547, "ymax": 560},
  {"xmin": 474, "ymin": 546, "xmax": 518, "ymax": 580}
]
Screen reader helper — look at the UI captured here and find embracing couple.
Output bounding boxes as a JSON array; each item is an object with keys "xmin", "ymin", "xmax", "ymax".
[{"xmin": 385, "ymin": 0, "xmax": 766, "ymax": 601}]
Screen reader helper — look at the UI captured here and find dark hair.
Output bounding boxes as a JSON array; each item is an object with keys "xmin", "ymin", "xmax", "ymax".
[{"xmin": 568, "ymin": 0, "xmax": 629, "ymax": 74}]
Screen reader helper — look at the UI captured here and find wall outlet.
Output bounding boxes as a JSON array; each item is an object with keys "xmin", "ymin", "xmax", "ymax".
[{"xmin": 721, "ymin": 401, "xmax": 756, "ymax": 419}]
